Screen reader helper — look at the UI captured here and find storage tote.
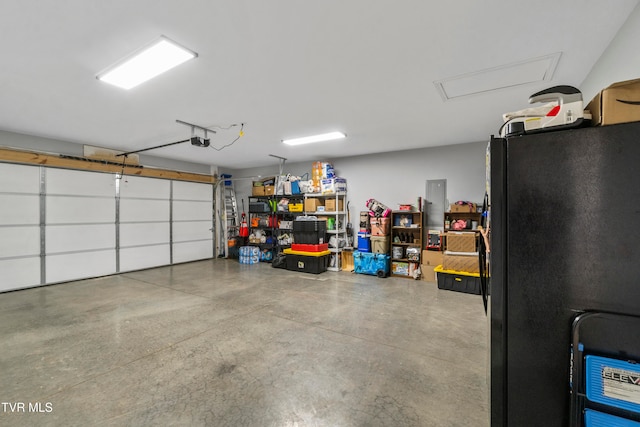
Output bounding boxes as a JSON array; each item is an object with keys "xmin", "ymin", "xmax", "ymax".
[
  {"xmin": 434, "ymin": 265, "xmax": 481, "ymax": 294},
  {"xmin": 283, "ymin": 248, "xmax": 330, "ymax": 274}
]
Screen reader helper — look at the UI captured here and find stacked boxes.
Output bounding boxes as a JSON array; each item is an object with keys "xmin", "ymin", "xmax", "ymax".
[
  {"xmin": 320, "ymin": 177, "xmax": 347, "ymax": 194},
  {"xmin": 443, "ymin": 232, "xmax": 479, "ymax": 274},
  {"xmin": 239, "ymin": 246, "xmax": 260, "ymax": 264},
  {"xmin": 421, "ymin": 250, "xmax": 444, "ymax": 282},
  {"xmin": 358, "ymin": 211, "xmax": 371, "ymax": 252},
  {"xmin": 370, "ymin": 217, "xmax": 390, "ymax": 254},
  {"xmin": 311, "ymin": 161, "xmax": 334, "ymax": 193},
  {"xmin": 436, "ymin": 231, "xmax": 481, "ymax": 293}
]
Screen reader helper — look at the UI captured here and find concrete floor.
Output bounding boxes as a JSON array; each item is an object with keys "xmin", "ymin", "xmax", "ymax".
[{"xmin": 0, "ymin": 259, "xmax": 488, "ymax": 427}]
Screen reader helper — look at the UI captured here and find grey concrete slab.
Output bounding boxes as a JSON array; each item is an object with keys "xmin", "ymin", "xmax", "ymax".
[{"xmin": 0, "ymin": 259, "xmax": 488, "ymax": 426}]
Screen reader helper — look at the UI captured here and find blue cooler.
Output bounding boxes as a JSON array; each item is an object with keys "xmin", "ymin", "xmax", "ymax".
[
  {"xmin": 357, "ymin": 232, "xmax": 371, "ymax": 252},
  {"xmin": 353, "ymin": 251, "xmax": 389, "ymax": 277}
]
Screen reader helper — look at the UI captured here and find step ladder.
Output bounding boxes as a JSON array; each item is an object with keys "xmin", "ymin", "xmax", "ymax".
[{"xmin": 223, "ymin": 183, "xmax": 239, "ymax": 240}]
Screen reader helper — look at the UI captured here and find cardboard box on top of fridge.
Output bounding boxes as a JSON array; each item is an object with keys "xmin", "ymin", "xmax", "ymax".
[{"xmin": 587, "ymin": 78, "xmax": 640, "ymax": 126}]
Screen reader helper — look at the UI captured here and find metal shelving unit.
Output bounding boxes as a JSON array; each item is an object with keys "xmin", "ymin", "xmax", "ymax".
[{"xmin": 303, "ymin": 191, "xmax": 347, "ymax": 271}]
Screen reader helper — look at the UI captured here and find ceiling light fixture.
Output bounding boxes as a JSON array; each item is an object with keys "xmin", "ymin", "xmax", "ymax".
[
  {"xmin": 282, "ymin": 132, "xmax": 346, "ymax": 146},
  {"xmin": 97, "ymin": 36, "xmax": 197, "ymax": 90}
]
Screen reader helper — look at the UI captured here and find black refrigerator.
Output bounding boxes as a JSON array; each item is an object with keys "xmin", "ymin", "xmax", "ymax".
[{"xmin": 489, "ymin": 121, "xmax": 640, "ymax": 426}]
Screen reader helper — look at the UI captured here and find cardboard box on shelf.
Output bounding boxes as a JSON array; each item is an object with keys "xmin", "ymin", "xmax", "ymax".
[
  {"xmin": 587, "ymin": 78, "xmax": 640, "ymax": 126},
  {"xmin": 252, "ymin": 176, "xmax": 276, "ymax": 196},
  {"xmin": 304, "ymin": 198, "xmax": 324, "ymax": 212},
  {"xmin": 450, "ymin": 202, "xmax": 477, "ymax": 213},
  {"xmin": 324, "ymin": 199, "xmax": 344, "ymax": 211},
  {"xmin": 263, "ymin": 185, "xmax": 275, "ymax": 195}
]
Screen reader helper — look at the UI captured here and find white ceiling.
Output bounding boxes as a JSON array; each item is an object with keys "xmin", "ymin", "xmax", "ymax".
[{"xmin": 1, "ymin": 1, "xmax": 637, "ymax": 169}]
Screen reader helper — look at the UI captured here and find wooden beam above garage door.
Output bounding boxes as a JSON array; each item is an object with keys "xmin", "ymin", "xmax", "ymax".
[{"xmin": 0, "ymin": 147, "xmax": 216, "ymax": 184}]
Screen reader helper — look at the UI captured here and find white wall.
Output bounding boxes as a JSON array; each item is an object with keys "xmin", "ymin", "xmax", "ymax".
[
  {"xmin": 222, "ymin": 140, "xmax": 487, "ymax": 227},
  {"xmin": 580, "ymin": 3, "xmax": 640, "ymax": 101}
]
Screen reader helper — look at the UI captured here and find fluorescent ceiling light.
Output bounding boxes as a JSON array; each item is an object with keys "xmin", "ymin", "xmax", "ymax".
[
  {"xmin": 97, "ymin": 36, "xmax": 197, "ymax": 90},
  {"xmin": 282, "ymin": 132, "xmax": 346, "ymax": 146}
]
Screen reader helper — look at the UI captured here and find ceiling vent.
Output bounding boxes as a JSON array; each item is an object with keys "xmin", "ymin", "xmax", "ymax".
[{"xmin": 434, "ymin": 52, "xmax": 562, "ymax": 101}]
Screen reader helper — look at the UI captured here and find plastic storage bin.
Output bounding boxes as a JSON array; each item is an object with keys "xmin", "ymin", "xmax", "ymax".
[
  {"xmin": 293, "ymin": 220, "xmax": 327, "ymax": 244},
  {"xmin": 353, "ymin": 251, "xmax": 389, "ymax": 277},
  {"xmin": 283, "ymin": 248, "xmax": 330, "ymax": 274},
  {"xmin": 584, "ymin": 409, "xmax": 640, "ymax": 427},
  {"xmin": 291, "ymin": 243, "xmax": 329, "ymax": 252},
  {"xmin": 434, "ymin": 265, "xmax": 481, "ymax": 294},
  {"xmin": 249, "ymin": 202, "xmax": 270, "ymax": 213},
  {"xmin": 586, "ymin": 355, "xmax": 640, "ymax": 414}
]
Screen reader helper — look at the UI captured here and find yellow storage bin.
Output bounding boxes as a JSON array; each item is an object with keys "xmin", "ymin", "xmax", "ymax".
[
  {"xmin": 283, "ymin": 248, "xmax": 331, "ymax": 257},
  {"xmin": 434, "ymin": 265, "xmax": 481, "ymax": 294}
]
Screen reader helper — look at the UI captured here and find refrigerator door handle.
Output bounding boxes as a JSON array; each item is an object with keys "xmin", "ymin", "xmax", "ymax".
[{"xmin": 479, "ymin": 192, "xmax": 489, "ymax": 314}]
